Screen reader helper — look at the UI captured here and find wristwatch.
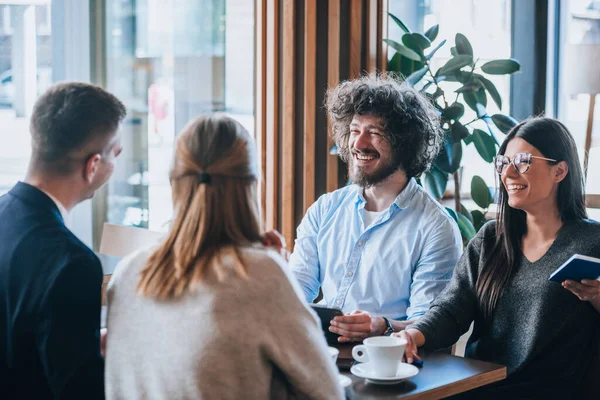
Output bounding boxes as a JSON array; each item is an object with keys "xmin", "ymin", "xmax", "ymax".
[{"xmin": 381, "ymin": 316, "xmax": 394, "ymax": 336}]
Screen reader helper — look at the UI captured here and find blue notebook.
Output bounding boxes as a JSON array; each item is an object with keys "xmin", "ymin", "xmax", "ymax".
[{"xmin": 549, "ymin": 254, "xmax": 600, "ymax": 283}]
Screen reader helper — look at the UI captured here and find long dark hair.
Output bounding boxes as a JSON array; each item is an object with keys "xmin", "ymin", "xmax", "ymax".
[{"xmin": 476, "ymin": 117, "xmax": 587, "ymax": 320}]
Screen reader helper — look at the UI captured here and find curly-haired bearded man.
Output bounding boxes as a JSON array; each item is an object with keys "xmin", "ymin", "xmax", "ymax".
[{"xmin": 289, "ymin": 74, "xmax": 462, "ymax": 342}]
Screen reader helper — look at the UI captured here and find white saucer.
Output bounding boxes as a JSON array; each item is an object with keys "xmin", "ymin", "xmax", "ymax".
[
  {"xmin": 338, "ymin": 374, "xmax": 352, "ymax": 387},
  {"xmin": 350, "ymin": 362, "xmax": 419, "ymax": 385}
]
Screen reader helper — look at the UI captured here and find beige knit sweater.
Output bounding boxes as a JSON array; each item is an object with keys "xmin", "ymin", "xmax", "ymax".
[{"xmin": 105, "ymin": 245, "xmax": 344, "ymax": 400}]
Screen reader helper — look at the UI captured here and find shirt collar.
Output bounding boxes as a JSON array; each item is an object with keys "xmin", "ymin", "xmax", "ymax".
[
  {"xmin": 354, "ymin": 177, "xmax": 418, "ymax": 210},
  {"xmin": 393, "ymin": 177, "xmax": 418, "ymax": 209},
  {"xmin": 41, "ymin": 190, "xmax": 69, "ymax": 221}
]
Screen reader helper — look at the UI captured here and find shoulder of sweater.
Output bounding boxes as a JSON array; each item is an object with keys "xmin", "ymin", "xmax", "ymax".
[
  {"xmin": 562, "ymin": 218, "xmax": 600, "ymax": 243},
  {"xmin": 238, "ymin": 246, "xmax": 291, "ymax": 277},
  {"xmin": 572, "ymin": 218, "xmax": 600, "ymax": 231},
  {"xmin": 111, "ymin": 245, "xmax": 289, "ymax": 284},
  {"xmin": 465, "ymin": 220, "xmax": 497, "ymax": 254},
  {"xmin": 110, "ymin": 245, "xmax": 157, "ymax": 285},
  {"xmin": 480, "ymin": 219, "xmax": 497, "ymax": 236},
  {"xmin": 478, "ymin": 219, "xmax": 600, "ymax": 236},
  {"xmin": 238, "ymin": 246, "xmax": 309, "ymax": 303}
]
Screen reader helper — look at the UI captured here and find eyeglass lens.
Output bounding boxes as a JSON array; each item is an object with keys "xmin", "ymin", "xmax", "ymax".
[{"xmin": 495, "ymin": 153, "xmax": 530, "ymax": 174}]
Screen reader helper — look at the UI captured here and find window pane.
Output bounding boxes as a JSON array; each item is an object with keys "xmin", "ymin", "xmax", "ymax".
[
  {"xmin": 104, "ymin": 0, "xmax": 254, "ymax": 231},
  {"xmin": 388, "ymin": 0, "xmax": 512, "ymax": 194},
  {"xmin": 0, "ymin": 3, "xmax": 52, "ymax": 196},
  {"xmin": 559, "ymin": 0, "xmax": 600, "ymax": 197}
]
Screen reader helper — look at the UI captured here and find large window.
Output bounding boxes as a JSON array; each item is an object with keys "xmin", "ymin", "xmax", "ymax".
[
  {"xmin": 388, "ymin": 0, "xmax": 512, "ymax": 193},
  {"xmin": 558, "ymin": 0, "xmax": 600, "ymax": 195},
  {"xmin": 0, "ymin": 2, "xmax": 52, "ymax": 196},
  {"xmin": 102, "ymin": 0, "xmax": 254, "ymax": 232}
]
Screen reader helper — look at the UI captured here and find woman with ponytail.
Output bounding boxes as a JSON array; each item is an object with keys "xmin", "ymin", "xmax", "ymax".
[
  {"xmin": 395, "ymin": 117, "xmax": 600, "ymax": 399},
  {"xmin": 104, "ymin": 115, "xmax": 343, "ymax": 399}
]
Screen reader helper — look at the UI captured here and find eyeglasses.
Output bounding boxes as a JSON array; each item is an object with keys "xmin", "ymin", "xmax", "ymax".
[{"xmin": 493, "ymin": 153, "xmax": 558, "ymax": 175}]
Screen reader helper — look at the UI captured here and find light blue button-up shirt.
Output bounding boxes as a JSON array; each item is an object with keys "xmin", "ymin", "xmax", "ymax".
[{"xmin": 289, "ymin": 178, "xmax": 462, "ymax": 320}]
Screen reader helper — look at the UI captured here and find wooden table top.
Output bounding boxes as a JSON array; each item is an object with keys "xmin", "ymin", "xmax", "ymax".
[{"xmin": 336, "ymin": 344, "xmax": 506, "ymax": 399}]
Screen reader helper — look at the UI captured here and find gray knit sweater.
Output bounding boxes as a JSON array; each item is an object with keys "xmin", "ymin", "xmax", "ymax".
[
  {"xmin": 105, "ymin": 246, "xmax": 344, "ymax": 400},
  {"xmin": 411, "ymin": 220, "xmax": 600, "ymax": 399}
]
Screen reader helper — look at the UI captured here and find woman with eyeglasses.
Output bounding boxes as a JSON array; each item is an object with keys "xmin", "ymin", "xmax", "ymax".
[
  {"xmin": 395, "ymin": 117, "xmax": 600, "ymax": 399},
  {"xmin": 104, "ymin": 115, "xmax": 344, "ymax": 399}
]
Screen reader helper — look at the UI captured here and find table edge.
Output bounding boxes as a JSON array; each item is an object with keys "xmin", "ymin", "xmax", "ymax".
[{"xmin": 399, "ymin": 365, "xmax": 507, "ymax": 400}]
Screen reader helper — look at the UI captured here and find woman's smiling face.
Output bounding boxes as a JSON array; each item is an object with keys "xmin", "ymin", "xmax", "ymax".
[{"xmin": 499, "ymin": 137, "xmax": 565, "ymax": 212}]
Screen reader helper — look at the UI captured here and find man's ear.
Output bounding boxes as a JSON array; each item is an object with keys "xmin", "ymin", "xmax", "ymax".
[
  {"xmin": 554, "ymin": 160, "xmax": 568, "ymax": 183},
  {"xmin": 84, "ymin": 154, "xmax": 102, "ymax": 183}
]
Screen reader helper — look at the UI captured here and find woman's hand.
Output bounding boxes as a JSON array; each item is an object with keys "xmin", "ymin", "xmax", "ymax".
[
  {"xmin": 562, "ymin": 279, "xmax": 600, "ymax": 301},
  {"xmin": 392, "ymin": 329, "xmax": 422, "ymax": 364},
  {"xmin": 262, "ymin": 230, "xmax": 290, "ymax": 261}
]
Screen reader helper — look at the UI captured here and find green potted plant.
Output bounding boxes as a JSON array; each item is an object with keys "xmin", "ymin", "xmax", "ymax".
[{"xmin": 384, "ymin": 13, "xmax": 521, "ymax": 241}]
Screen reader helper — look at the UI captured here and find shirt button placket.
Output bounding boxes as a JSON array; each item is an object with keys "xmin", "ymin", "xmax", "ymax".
[
  {"xmin": 337, "ymin": 238, "xmax": 365, "ymax": 307},
  {"xmin": 336, "ymin": 235, "xmax": 369, "ymax": 308}
]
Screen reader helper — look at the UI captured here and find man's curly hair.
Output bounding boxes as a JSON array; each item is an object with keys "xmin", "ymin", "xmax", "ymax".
[{"xmin": 325, "ymin": 74, "xmax": 443, "ymax": 178}]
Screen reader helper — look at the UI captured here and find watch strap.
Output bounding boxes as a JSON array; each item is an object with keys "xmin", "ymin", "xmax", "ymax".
[{"xmin": 382, "ymin": 316, "xmax": 394, "ymax": 336}]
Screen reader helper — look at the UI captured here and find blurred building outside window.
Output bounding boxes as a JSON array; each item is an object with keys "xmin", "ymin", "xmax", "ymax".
[
  {"xmin": 0, "ymin": 1, "xmax": 52, "ymax": 197},
  {"xmin": 103, "ymin": 0, "xmax": 254, "ymax": 231}
]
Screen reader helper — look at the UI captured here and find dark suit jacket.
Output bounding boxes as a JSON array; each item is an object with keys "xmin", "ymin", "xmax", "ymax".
[{"xmin": 0, "ymin": 182, "xmax": 104, "ymax": 399}]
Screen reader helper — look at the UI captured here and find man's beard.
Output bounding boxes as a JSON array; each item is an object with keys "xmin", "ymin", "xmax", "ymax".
[{"xmin": 349, "ymin": 150, "xmax": 401, "ymax": 188}]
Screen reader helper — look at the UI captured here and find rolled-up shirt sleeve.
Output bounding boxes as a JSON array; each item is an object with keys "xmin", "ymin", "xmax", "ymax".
[
  {"xmin": 289, "ymin": 199, "xmax": 324, "ymax": 303},
  {"xmin": 406, "ymin": 217, "xmax": 463, "ymax": 320}
]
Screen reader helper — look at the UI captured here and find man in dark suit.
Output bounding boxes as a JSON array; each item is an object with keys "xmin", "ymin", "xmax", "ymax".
[{"xmin": 0, "ymin": 82, "xmax": 126, "ymax": 399}]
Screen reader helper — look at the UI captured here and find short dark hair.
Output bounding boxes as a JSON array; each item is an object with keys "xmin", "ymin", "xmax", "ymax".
[
  {"xmin": 325, "ymin": 74, "xmax": 443, "ymax": 178},
  {"xmin": 30, "ymin": 82, "xmax": 126, "ymax": 175}
]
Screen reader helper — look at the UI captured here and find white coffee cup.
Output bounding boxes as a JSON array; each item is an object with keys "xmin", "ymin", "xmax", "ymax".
[
  {"xmin": 328, "ymin": 346, "xmax": 340, "ymax": 365},
  {"xmin": 351, "ymin": 336, "xmax": 406, "ymax": 377}
]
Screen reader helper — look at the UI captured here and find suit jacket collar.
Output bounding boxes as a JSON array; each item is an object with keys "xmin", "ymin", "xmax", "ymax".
[{"xmin": 9, "ymin": 181, "xmax": 64, "ymax": 224}]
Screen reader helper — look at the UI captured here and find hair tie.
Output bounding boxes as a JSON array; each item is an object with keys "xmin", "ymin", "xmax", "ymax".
[{"xmin": 198, "ymin": 173, "xmax": 211, "ymax": 184}]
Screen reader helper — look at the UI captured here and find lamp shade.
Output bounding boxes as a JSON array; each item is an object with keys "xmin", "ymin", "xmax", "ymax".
[{"xmin": 565, "ymin": 44, "xmax": 600, "ymax": 94}]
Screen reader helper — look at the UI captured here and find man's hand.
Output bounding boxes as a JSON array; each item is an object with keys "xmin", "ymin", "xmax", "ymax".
[
  {"xmin": 100, "ymin": 328, "xmax": 107, "ymax": 358},
  {"xmin": 563, "ymin": 279, "xmax": 600, "ymax": 301},
  {"xmin": 329, "ymin": 310, "xmax": 386, "ymax": 343},
  {"xmin": 262, "ymin": 230, "xmax": 290, "ymax": 261}
]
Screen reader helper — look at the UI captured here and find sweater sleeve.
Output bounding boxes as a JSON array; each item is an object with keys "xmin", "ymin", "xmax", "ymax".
[
  {"xmin": 410, "ymin": 222, "xmax": 491, "ymax": 351},
  {"xmin": 259, "ymin": 253, "xmax": 344, "ymax": 400}
]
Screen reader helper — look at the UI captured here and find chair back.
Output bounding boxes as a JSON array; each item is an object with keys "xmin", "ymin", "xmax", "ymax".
[
  {"xmin": 99, "ymin": 223, "xmax": 164, "ymax": 258},
  {"xmin": 102, "ymin": 274, "xmax": 112, "ymax": 306}
]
